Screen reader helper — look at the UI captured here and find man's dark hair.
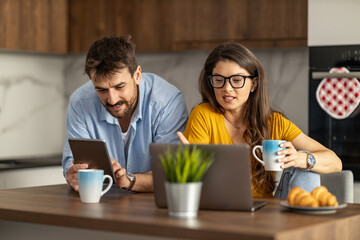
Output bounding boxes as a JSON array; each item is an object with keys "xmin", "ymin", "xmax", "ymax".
[{"xmin": 85, "ymin": 35, "xmax": 138, "ymax": 79}]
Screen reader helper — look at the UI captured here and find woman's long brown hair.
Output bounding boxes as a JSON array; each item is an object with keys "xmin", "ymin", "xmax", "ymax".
[{"xmin": 199, "ymin": 42, "xmax": 275, "ymax": 194}]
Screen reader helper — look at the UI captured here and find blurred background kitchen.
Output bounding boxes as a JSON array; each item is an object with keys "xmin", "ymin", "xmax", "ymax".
[{"xmin": 0, "ymin": 0, "xmax": 359, "ymax": 201}]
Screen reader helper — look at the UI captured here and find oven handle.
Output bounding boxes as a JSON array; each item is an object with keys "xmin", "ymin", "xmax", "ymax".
[{"xmin": 312, "ymin": 72, "xmax": 360, "ymax": 79}]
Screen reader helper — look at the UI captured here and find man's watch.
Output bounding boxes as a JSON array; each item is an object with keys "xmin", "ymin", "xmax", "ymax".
[
  {"xmin": 298, "ymin": 150, "xmax": 316, "ymax": 171},
  {"xmin": 122, "ymin": 172, "xmax": 136, "ymax": 191}
]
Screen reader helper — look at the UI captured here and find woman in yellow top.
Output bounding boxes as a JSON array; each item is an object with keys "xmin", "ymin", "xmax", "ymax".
[{"xmin": 177, "ymin": 42, "xmax": 342, "ymax": 198}]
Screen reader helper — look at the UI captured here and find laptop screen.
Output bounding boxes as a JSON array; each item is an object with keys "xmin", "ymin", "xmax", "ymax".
[{"xmin": 150, "ymin": 143, "xmax": 266, "ymax": 211}]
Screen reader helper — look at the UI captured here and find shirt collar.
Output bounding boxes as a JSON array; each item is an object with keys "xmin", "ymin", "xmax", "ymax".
[
  {"xmin": 133, "ymin": 84, "xmax": 144, "ymax": 121},
  {"xmin": 101, "ymin": 105, "xmax": 117, "ymax": 124}
]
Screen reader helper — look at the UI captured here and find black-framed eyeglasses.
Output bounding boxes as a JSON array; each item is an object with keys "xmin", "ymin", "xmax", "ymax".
[{"xmin": 208, "ymin": 74, "xmax": 255, "ymax": 89}]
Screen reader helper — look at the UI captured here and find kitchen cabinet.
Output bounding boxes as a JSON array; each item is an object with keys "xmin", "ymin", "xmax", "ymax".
[
  {"xmin": 172, "ymin": 0, "xmax": 247, "ymax": 50},
  {"xmin": 308, "ymin": 0, "xmax": 360, "ymax": 46},
  {"xmin": 69, "ymin": 0, "xmax": 174, "ymax": 52},
  {"xmin": 173, "ymin": 0, "xmax": 307, "ymax": 50},
  {"xmin": 246, "ymin": 0, "xmax": 307, "ymax": 48},
  {"xmin": 0, "ymin": 0, "xmax": 307, "ymax": 53},
  {"xmin": 0, "ymin": 0, "xmax": 68, "ymax": 53},
  {"xmin": 69, "ymin": 0, "xmax": 307, "ymax": 53}
]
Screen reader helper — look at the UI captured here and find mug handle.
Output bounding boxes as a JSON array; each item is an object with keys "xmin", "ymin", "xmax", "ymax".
[
  {"xmin": 101, "ymin": 175, "xmax": 113, "ymax": 197},
  {"xmin": 252, "ymin": 145, "xmax": 265, "ymax": 166}
]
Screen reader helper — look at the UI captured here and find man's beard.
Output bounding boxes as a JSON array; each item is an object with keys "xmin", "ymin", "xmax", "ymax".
[{"xmin": 105, "ymin": 97, "xmax": 137, "ymax": 119}]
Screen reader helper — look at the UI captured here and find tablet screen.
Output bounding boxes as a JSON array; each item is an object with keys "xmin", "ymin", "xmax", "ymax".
[{"xmin": 68, "ymin": 138, "xmax": 116, "ymax": 183}]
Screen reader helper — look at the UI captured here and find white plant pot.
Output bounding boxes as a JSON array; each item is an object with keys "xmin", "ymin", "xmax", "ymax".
[{"xmin": 164, "ymin": 181, "xmax": 203, "ymax": 218}]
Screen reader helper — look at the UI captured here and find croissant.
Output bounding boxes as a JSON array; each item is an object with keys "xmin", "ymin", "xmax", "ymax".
[
  {"xmin": 287, "ymin": 187, "xmax": 319, "ymax": 207},
  {"xmin": 311, "ymin": 186, "xmax": 338, "ymax": 206}
]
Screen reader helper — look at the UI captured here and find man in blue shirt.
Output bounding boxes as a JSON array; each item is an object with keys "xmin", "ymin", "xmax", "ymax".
[{"xmin": 62, "ymin": 36, "xmax": 188, "ymax": 192}]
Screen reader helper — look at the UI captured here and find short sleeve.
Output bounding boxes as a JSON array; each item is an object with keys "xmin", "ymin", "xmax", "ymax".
[
  {"xmin": 153, "ymin": 93, "xmax": 188, "ymax": 143},
  {"xmin": 269, "ymin": 113, "xmax": 302, "ymax": 142},
  {"xmin": 184, "ymin": 104, "xmax": 211, "ymax": 144}
]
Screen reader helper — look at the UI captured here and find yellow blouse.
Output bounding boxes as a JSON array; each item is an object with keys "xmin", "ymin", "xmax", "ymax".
[{"xmin": 184, "ymin": 103, "xmax": 302, "ymax": 197}]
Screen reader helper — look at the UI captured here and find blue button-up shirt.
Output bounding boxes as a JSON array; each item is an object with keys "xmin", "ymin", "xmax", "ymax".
[{"xmin": 62, "ymin": 73, "xmax": 188, "ymax": 177}]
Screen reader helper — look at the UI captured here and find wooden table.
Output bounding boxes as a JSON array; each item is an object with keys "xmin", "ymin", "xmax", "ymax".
[{"xmin": 0, "ymin": 184, "xmax": 360, "ymax": 240}]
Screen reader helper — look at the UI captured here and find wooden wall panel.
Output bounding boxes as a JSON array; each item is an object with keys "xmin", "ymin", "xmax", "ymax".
[
  {"xmin": 0, "ymin": 0, "xmax": 67, "ymax": 53},
  {"xmin": 1, "ymin": 0, "xmax": 21, "ymax": 50},
  {"xmin": 174, "ymin": 0, "xmax": 247, "ymax": 42},
  {"xmin": 247, "ymin": 0, "xmax": 307, "ymax": 41},
  {"xmin": 0, "ymin": 0, "xmax": 307, "ymax": 53},
  {"xmin": 47, "ymin": 0, "xmax": 67, "ymax": 53},
  {"xmin": 127, "ymin": 0, "xmax": 174, "ymax": 51},
  {"xmin": 68, "ymin": 0, "xmax": 174, "ymax": 53},
  {"xmin": 68, "ymin": 0, "xmax": 111, "ymax": 53},
  {"xmin": 173, "ymin": 0, "xmax": 307, "ymax": 50}
]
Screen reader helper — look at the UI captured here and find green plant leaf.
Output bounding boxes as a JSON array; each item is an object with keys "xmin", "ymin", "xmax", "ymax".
[{"xmin": 159, "ymin": 145, "xmax": 214, "ymax": 183}]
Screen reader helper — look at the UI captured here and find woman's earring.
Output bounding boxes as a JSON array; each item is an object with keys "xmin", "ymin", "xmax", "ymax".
[{"xmin": 251, "ymin": 88, "xmax": 255, "ymax": 93}]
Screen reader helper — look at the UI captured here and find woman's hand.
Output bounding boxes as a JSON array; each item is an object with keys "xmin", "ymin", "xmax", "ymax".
[
  {"xmin": 277, "ymin": 142, "xmax": 307, "ymax": 169},
  {"xmin": 177, "ymin": 131, "xmax": 189, "ymax": 144}
]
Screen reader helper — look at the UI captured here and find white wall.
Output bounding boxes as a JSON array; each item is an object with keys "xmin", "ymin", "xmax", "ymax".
[
  {"xmin": 254, "ymin": 48, "xmax": 309, "ymax": 132},
  {"xmin": 0, "ymin": 52, "xmax": 66, "ymax": 159},
  {"xmin": 308, "ymin": 0, "xmax": 360, "ymax": 46}
]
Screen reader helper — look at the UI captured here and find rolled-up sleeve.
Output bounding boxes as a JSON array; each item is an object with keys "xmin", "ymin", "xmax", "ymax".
[{"xmin": 153, "ymin": 92, "xmax": 188, "ymax": 143}]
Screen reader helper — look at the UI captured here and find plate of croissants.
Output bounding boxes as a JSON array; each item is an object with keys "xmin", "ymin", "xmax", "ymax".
[{"xmin": 280, "ymin": 186, "xmax": 347, "ymax": 214}]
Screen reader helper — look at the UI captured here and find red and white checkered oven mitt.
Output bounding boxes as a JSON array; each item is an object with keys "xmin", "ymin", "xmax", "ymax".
[{"xmin": 316, "ymin": 67, "xmax": 360, "ymax": 119}]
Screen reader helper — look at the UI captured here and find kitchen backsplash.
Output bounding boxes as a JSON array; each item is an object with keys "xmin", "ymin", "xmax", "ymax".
[
  {"xmin": 0, "ymin": 52, "xmax": 65, "ymax": 159},
  {"xmin": 0, "ymin": 48, "xmax": 308, "ymax": 159}
]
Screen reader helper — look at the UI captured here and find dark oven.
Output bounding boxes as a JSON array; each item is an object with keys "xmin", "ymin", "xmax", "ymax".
[{"xmin": 309, "ymin": 45, "xmax": 360, "ymax": 180}]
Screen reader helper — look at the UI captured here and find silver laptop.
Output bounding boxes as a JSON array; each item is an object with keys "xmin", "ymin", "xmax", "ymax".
[{"xmin": 150, "ymin": 143, "xmax": 266, "ymax": 212}]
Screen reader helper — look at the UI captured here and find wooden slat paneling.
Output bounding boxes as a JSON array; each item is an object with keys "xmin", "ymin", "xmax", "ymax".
[
  {"xmin": 247, "ymin": 0, "xmax": 307, "ymax": 40},
  {"xmin": 0, "ymin": 0, "xmax": 67, "ymax": 53},
  {"xmin": 68, "ymin": 0, "xmax": 174, "ymax": 53},
  {"xmin": 68, "ymin": 0, "xmax": 115, "ymax": 53},
  {"xmin": 173, "ymin": 0, "xmax": 248, "ymax": 42},
  {"xmin": 0, "ymin": 0, "xmax": 307, "ymax": 53}
]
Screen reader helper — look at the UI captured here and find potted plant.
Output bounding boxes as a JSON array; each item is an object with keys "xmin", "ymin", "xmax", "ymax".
[{"xmin": 160, "ymin": 145, "xmax": 214, "ymax": 218}]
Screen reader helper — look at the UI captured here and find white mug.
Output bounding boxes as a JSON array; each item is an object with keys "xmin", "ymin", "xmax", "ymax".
[
  {"xmin": 252, "ymin": 140, "xmax": 286, "ymax": 171},
  {"xmin": 78, "ymin": 169, "xmax": 113, "ymax": 203}
]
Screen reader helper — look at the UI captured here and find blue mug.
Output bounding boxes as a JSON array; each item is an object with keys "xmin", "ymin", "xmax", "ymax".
[
  {"xmin": 78, "ymin": 169, "xmax": 113, "ymax": 203},
  {"xmin": 252, "ymin": 140, "xmax": 286, "ymax": 171}
]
